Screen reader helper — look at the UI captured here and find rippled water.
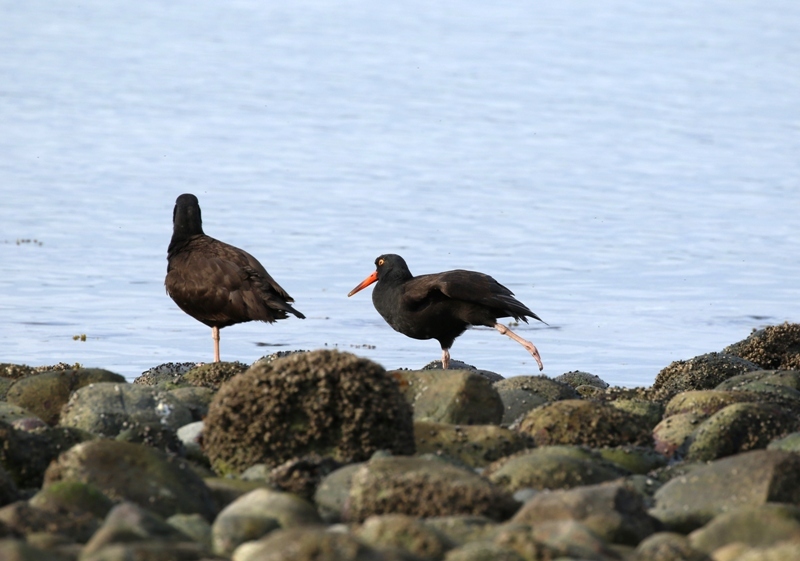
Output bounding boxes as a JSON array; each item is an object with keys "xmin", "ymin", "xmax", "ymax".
[{"xmin": 1, "ymin": 1, "xmax": 799, "ymax": 385}]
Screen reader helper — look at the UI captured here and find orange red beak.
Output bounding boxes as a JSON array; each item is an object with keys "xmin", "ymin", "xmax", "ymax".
[{"xmin": 347, "ymin": 270, "xmax": 378, "ymax": 297}]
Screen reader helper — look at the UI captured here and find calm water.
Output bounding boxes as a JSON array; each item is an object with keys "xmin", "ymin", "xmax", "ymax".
[{"xmin": 1, "ymin": 1, "xmax": 798, "ymax": 386}]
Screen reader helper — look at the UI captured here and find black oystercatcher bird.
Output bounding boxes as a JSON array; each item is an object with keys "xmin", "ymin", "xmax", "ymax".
[
  {"xmin": 165, "ymin": 193, "xmax": 305, "ymax": 362},
  {"xmin": 348, "ymin": 254, "xmax": 545, "ymax": 370}
]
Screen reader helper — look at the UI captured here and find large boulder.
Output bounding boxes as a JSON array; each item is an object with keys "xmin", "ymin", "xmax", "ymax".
[
  {"xmin": 723, "ymin": 323, "xmax": 800, "ymax": 370},
  {"xmin": 59, "ymin": 382, "xmax": 194, "ymax": 437},
  {"xmin": 5, "ymin": 368, "xmax": 125, "ymax": 426},
  {"xmin": 43, "ymin": 440, "xmax": 217, "ymax": 521},
  {"xmin": 494, "ymin": 375, "xmax": 578, "ymax": 426},
  {"xmin": 203, "ymin": 350, "xmax": 415, "ymax": 475},
  {"xmin": 650, "ymin": 449, "xmax": 800, "ymax": 532}
]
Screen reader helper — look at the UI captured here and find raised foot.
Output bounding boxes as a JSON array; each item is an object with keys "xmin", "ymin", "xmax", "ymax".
[{"xmin": 494, "ymin": 323, "xmax": 544, "ymax": 371}]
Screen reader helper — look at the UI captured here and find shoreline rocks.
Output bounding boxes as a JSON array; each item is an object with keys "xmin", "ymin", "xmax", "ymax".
[{"xmin": 0, "ymin": 323, "xmax": 798, "ymax": 560}]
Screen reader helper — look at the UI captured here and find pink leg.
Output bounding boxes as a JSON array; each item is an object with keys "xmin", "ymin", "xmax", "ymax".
[
  {"xmin": 212, "ymin": 326, "xmax": 221, "ymax": 363},
  {"xmin": 494, "ymin": 323, "xmax": 543, "ymax": 371},
  {"xmin": 441, "ymin": 348, "xmax": 451, "ymax": 370}
]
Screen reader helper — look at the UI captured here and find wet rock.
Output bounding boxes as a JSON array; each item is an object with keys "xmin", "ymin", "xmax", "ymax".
[
  {"xmin": 423, "ymin": 516, "xmax": 498, "ymax": 546},
  {"xmin": 422, "ymin": 359, "xmax": 504, "ymax": 383},
  {"xmin": 0, "ymin": 500, "xmax": 99, "ymax": 543},
  {"xmin": 484, "ymin": 445, "xmax": 628, "ymax": 493},
  {"xmin": 268, "ymin": 454, "xmax": 343, "ymax": 501},
  {"xmin": 355, "ymin": 514, "xmax": 454, "ymax": 560},
  {"xmin": 494, "ymin": 375, "xmax": 578, "ymax": 426},
  {"xmin": 515, "ymin": 399, "xmax": 652, "ymax": 447},
  {"xmin": 443, "ymin": 541, "xmax": 525, "ymax": 561},
  {"xmin": 168, "ymin": 386, "xmax": 215, "ymax": 422},
  {"xmin": 43, "ymin": 440, "xmax": 217, "ymax": 521},
  {"xmin": 59, "ymin": 382, "xmax": 194, "ymax": 437},
  {"xmin": 344, "ymin": 455, "xmax": 518, "ymax": 523},
  {"xmin": 230, "ymin": 527, "xmax": 391, "ymax": 561},
  {"xmin": 554, "ymin": 370, "xmax": 609, "ymax": 390},
  {"xmin": 413, "ymin": 421, "xmax": 531, "ymax": 468},
  {"xmin": 5, "ymin": 368, "xmax": 125, "ymax": 426},
  {"xmin": 182, "ymin": 361, "xmax": 249, "ymax": 390},
  {"xmin": 393, "ymin": 369, "xmax": 503, "ymax": 425},
  {"xmin": 723, "ymin": 323, "xmax": 800, "ymax": 370},
  {"xmin": 688, "ymin": 504, "xmax": 800, "ymax": 554},
  {"xmin": 81, "ymin": 501, "xmax": 207, "ymax": 559},
  {"xmin": 211, "ymin": 488, "xmax": 322, "ymax": 556},
  {"xmin": 632, "ymin": 532, "xmax": 710, "ymax": 561},
  {"xmin": 650, "ymin": 449, "xmax": 800, "ymax": 532},
  {"xmin": 597, "ymin": 445, "xmax": 668, "ymax": 474},
  {"xmin": 0, "ymin": 421, "xmax": 91, "ymax": 488},
  {"xmin": 511, "ymin": 480, "xmax": 659, "ymax": 545},
  {"xmin": 652, "ymin": 412, "xmax": 704, "ymax": 458},
  {"xmin": 652, "ymin": 353, "xmax": 760, "ymax": 401},
  {"xmin": 683, "ymin": 402, "xmax": 799, "ymax": 462},
  {"xmin": 134, "ymin": 362, "xmax": 198, "ymax": 387},
  {"xmin": 204, "ymin": 350, "xmax": 415, "ymax": 475}
]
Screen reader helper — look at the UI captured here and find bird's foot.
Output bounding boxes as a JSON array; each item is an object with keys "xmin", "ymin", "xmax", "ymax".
[{"xmin": 494, "ymin": 323, "xmax": 544, "ymax": 371}]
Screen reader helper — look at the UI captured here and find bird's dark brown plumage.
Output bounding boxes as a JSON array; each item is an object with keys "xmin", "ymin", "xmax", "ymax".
[
  {"xmin": 166, "ymin": 193, "xmax": 304, "ymax": 362},
  {"xmin": 348, "ymin": 253, "xmax": 545, "ymax": 370}
]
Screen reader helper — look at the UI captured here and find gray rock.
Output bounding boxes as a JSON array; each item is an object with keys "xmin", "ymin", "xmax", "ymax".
[
  {"xmin": 650, "ymin": 449, "xmax": 800, "ymax": 532},
  {"xmin": 231, "ymin": 527, "xmax": 391, "ymax": 561},
  {"xmin": 423, "ymin": 516, "xmax": 499, "ymax": 546},
  {"xmin": 767, "ymin": 431, "xmax": 800, "ymax": 452},
  {"xmin": 494, "ymin": 375, "xmax": 578, "ymax": 426},
  {"xmin": 553, "ymin": 371, "xmax": 609, "ymax": 389},
  {"xmin": 512, "ymin": 480, "xmax": 659, "ymax": 545},
  {"xmin": 652, "ymin": 412, "xmax": 705, "ymax": 458},
  {"xmin": 688, "ymin": 504, "xmax": 800, "ymax": 554},
  {"xmin": 443, "ymin": 541, "xmax": 525, "ymax": 561},
  {"xmin": 422, "ymin": 360, "xmax": 504, "ymax": 383},
  {"xmin": 212, "ymin": 488, "xmax": 322, "ymax": 556},
  {"xmin": 167, "ymin": 513, "xmax": 213, "ymax": 552},
  {"xmin": 484, "ymin": 446, "xmax": 628, "ymax": 493},
  {"xmin": 314, "ymin": 463, "xmax": 363, "ymax": 523},
  {"xmin": 176, "ymin": 421, "xmax": 205, "ymax": 464},
  {"xmin": 59, "ymin": 382, "xmax": 194, "ymax": 437},
  {"xmin": 0, "ymin": 500, "xmax": 100, "ymax": 543},
  {"xmin": 344, "ymin": 455, "xmax": 518, "ymax": 523},
  {"xmin": 43, "ymin": 439, "xmax": 217, "ymax": 521},
  {"xmin": 168, "ymin": 386, "xmax": 215, "ymax": 421},
  {"xmin": 632, "ymin": 532, "xmax": 710, "ymax": 561},
  {"xmin": 413, "ymin": 421, "xmax": 531, "ymax": 468},
  {"xmin": 0, "ymin": 402, "xmax": 42, "ymax": 425},
  {"xmin": 393, "ymin": 369, "xmax": 504, "ymax": 425}
]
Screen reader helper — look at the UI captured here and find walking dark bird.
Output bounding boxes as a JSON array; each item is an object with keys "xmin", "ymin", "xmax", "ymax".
[
  {"xmin": 348, "ymin": 254, "xmax": 545, "ymax": 370},
  {"xmin": 165, "ymin": 193, "xmax": 304, "ymax": 362}
]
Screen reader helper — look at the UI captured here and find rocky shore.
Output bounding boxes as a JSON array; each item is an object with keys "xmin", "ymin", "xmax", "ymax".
[{"xmin": 1, "ymin": 322, "xmax": 799, "ymax": 560}]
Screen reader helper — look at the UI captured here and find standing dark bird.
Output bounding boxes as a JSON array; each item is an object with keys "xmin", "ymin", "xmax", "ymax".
[
  {"xmin": 348, "ymin": 254, "xmax": 545, "ymax": 370},
  {"xmin": 165, "ymin": 193, "xmax": 305, "ymax": 362}
]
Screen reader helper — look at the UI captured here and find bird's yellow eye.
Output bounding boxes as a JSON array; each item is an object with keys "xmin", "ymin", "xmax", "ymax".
[{"xmin": 377, "ymin": 258, "xmax": 385, "ymax": 267}]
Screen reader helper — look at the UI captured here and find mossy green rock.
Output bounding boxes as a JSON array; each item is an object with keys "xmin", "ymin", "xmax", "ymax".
[
  {"xmin": 684, "ymin": 402, "xmax": 799, "ymax": 462},
  {"xmin": 516, "ymin": 399, "xmax": 652, "ymax": 448},
  {"xmin": 723, "ymin": 323, "xmax": 800, "ymax": 370},
  {"xmin": 344, "ymin": 456, "xmax": 518, "ymax": 523},
  {"xmin": 688, "ymin": 504, "xmax": 800, "ymax": 554},
  {"xmin": 651, "ymin": 449, "xmax": 800, "ymax": 532},
  {"xmin": 424, "ymin": 515, "xmax": 499, "ymax": 546},
  {"xmin": 204, "ymin": 350, "xmax": 415, "ymax": 475},
  {"xmin": 485, "ymin": 446, "xmax": 628, "ymax": 492},
  {"xmin": 393, "ymin": 369, "xmax": 504, "ymax": 425},
  {"xmin": 43, "ymin": 440, "xmax": 216, "ymax": 521},
  {"xmin": 634, "ymin": 532, "xmax": 710, "ymax": 561},
  {"xmin": 0, "ymin": 420, "xmax": 92, "ymax": 488},
  {"xmin": 663, "ymin": 390, "xmax": 760, "ymax": 419},
  {"xmin": 494, "ymin": 375, "xmax": 578, "ymax": 426},
  {"xmin": 231, "ymin": 527, "xmax": 387, "ymax": 561},
  {"xmin": 414, "ymin": 421, "xmax": 531, "ymax": 468},
  {"xmin": 652, "ymin": 412, "xmax": 704, "ymax": 458},
  {"xmin": 0, "ymin": 402, "xmax": 41, "ymax": 425},
  {"xmin": 768, "ymin": 431, "xmax": 800, "ymax": 452},
  {"xmin": 609, "ymin": 399, "xmax": 665, "ymax": 431},
  {"xmin": 30, "ymin": 481, "xmax": 114, "ymax": 519},
  {"xmin": 6, "ymin": 368, "xmax": 125, "ymax": 426},
  {"xmin": 597, "ymin": 446, "xmax": 668, "ymax": 475},
  {"xmin": 444, "ymin": 542, "xmax": 526, "ymax": 561}
]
